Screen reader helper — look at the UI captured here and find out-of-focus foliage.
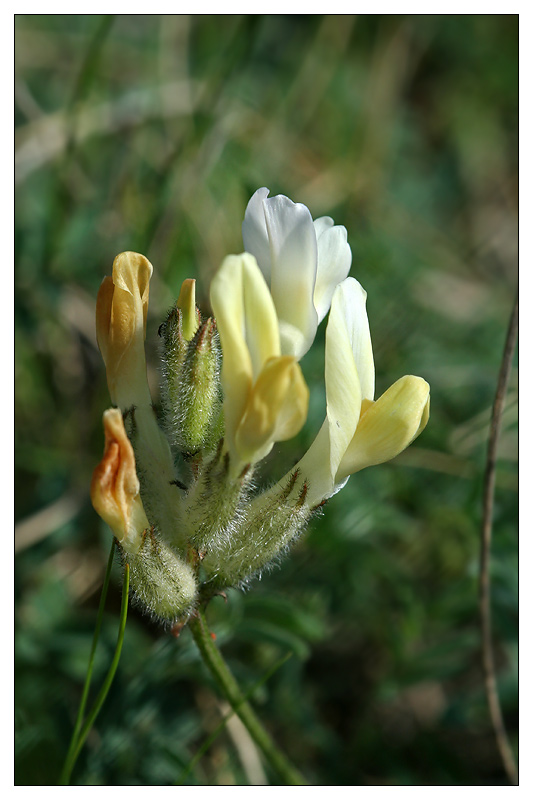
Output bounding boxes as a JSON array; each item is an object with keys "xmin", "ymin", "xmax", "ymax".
[{"xmin": 15, "ymin": 14, "xmax": 517, "ymax": 786}]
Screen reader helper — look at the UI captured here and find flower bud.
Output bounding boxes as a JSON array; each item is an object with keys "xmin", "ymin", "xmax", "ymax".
[
  {"xmin": 175, "ymin": 318, "xmax": 222, "ymax": 456},
  {"xmin": 159, "ymin": 279, "xmax": 200, "ymax": 369},
  {"xmin": 160, "ymin": 278, "xmax": 222, "ymax": 456},
  {"xmin": 159, "ymin": 305, "xmax": 187, "ymax": 419},
  {"xmin": 96, "ymin": 252, "xmax": 153, "ymax": 411},
  {"xmin": 90, "ymin": 408, "xmax": 150, "ymax": 554}
]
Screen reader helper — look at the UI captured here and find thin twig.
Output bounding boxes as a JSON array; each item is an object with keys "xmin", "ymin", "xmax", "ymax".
[{"xmin": 479, "ymin": 292, "xmax": 518, "ymax": 786}]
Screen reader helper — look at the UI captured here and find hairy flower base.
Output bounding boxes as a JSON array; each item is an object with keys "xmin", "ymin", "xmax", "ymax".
[
  {"xmin": 181, "ymin": 440, "xmax": 255, "ymax": 554},
  {"xmin": 124, "ymin": 529, "xmax": 197, "ymax": 625},
  {"xmin": 200, "ymin": 469, "xmax": 314, "ymax": 590}
]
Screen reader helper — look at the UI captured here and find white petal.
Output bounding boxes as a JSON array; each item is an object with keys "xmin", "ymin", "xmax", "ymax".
[
  {"xmin": 292, "ymin": 278, "xmax": 375, "ymax": 504},
  {"xmin": 334, "ymin": 278, "xmax": 375, "ymax": 402},
  {"xmin": 313, "ymin": 216, "xmax": 334, "ymax": 238},
  {"xmin": 313, "ymin": 224, "xmax": 352, "ymax": 323},
  {"xmin": 242, "ymin": 187, "xmax": 272, "ymax": 281},
  {"xmin": 278, "ymin": 319, "xmax": 307, "ymax": 361},
  {"xmin": 263, "ymin": 194, "xmax": 319, "ymax": 359},
  {"xmin": 323, "ymin": 281, "xmax": 364, "ymax": 485}
]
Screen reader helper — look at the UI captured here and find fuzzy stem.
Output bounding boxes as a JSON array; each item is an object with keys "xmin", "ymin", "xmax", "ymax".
[{"xmin": 188, "ymin": 609, "xmax": 308, "ymax": 786}]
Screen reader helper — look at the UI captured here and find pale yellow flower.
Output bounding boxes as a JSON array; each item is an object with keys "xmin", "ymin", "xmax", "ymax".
[
  {"xmin": 294, "ymin": 278, "xmax": 430, "ymax": 507},
  {"xmin": 210, "ymin": 252, "xmax": 309, "ymax": 472},
  {"xmin": 90, "ymin": 408, "xmax": 150, "ymax": 554}
]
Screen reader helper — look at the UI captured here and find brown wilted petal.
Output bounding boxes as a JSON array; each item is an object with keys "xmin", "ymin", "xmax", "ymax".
[{"xmin": 90, "ymin": 408, "xmax": 150, "ymax": 553}]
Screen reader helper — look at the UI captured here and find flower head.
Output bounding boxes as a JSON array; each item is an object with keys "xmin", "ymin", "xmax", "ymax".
[
  {"xmin": 242, "ymin": 187, "xmax": 352, "ymax": 359},
  {"xmin": 91, "ymin": 189, "xmax": 430, "ymax": 619}
]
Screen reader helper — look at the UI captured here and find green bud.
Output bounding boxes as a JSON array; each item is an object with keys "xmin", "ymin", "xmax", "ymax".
[
  {"xmin": 159, "ymin": 308, "xmax": 187, "ymax": 413},
  {"xmin": 179, "ymin": 318, "xmax": 222, "ymax": 455},
  {"xmin": 161, "ymin": 308, "xmax": 223, "ymax": 457},
  {"xmin": 159, "ymin": 278, "xmax": 201, "ymax": 420},
  {"xmin": 124, "ymin": 527, "xmax": 198, "ymax": 625}
]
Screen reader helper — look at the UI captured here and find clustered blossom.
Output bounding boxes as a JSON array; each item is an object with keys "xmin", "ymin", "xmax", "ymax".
[{"xmin": 91, "ymin": 188, "xmax": 430, "ymax": 625}]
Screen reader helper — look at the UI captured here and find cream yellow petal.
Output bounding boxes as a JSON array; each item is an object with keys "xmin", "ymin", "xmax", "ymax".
[
  {"xmin": 291, "ymin": 420, "xmax": 338, "ymax": 507},
  {"xmin": 240, "ymin": 253, "xmax": 280, "ymax": 376},
  {"xmin": 336, "ymin": 278, "xmax": 375, "ymax": 401},
  {"xmin": 234, "ymin": 355, "xmax": 309, "ymax": 465},
  {"xmin": 210, "ymin": 253, "xmax": 280, "ymax": 458},
  {"xmin": 299, "ymin": 279, "xmax": 375, "ymax": 503},
  {"xmin": 210, "ymin": 254, "xmax": 253, "ymax": 451},
  {"xmin": 90, "ymin": 408, "xmax": 150, "ymax": 554},
  {"xmin": 267, "ymin": 358, "xmax": 309, "ymax": 443},
  {"xmin": 177, "ymin": 278, "xmax": 200, "ymax": 340},
  {"xmin": 336, "ymin": 375, "xmax": 430, "ymax": 481}
]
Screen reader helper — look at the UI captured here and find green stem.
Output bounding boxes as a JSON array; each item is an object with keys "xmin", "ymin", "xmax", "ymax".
[
  {"xmin": 188, "ymin": 608, "xmax": 308, "ymax": 786},
  {"xmin": 178, "ymin": 651, "xmax": 292, "ymax": 785},
  {"xmin": 59, "ymin": 540, "xmax": 116, "ymax": 784},
  {"xmin": 59, "ymin": 558, "xmax": 130, "ymax": 785}
]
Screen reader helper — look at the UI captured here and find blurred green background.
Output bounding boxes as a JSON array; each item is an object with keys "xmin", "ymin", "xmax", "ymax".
[{"xmin": 15, "ymin": 14, "xmax": 518, "ymax": 786}]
